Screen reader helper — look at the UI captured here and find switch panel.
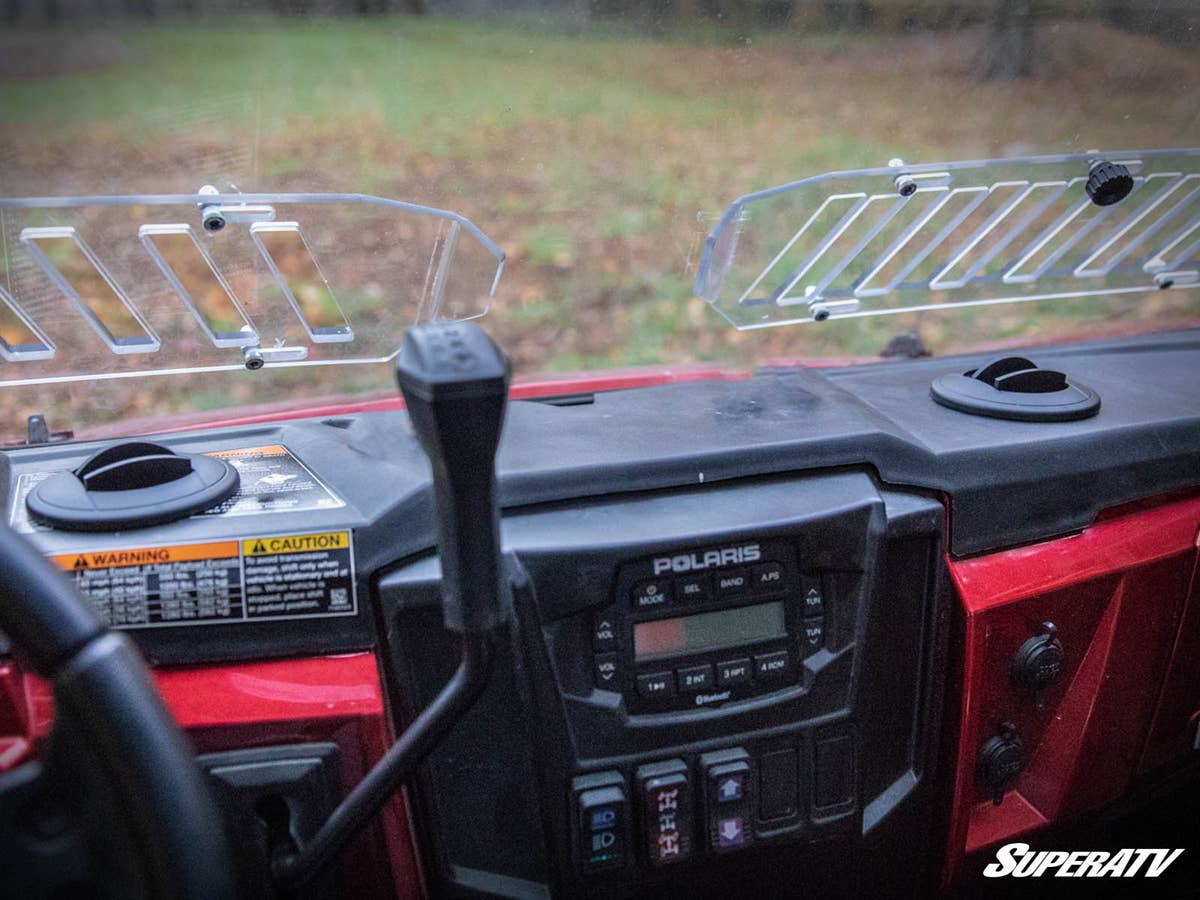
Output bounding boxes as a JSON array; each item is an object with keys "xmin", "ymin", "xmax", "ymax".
[
  {"xmin": 701, "ymin": 748, "xmax": 756, "ymax": 853},
  {"xmin": 636, "ymin": 759, "xmax": 694, "ymax": 867},
  {"xmin": 572, "ymin": 772, "xmax": 628, "ymax": 873}
]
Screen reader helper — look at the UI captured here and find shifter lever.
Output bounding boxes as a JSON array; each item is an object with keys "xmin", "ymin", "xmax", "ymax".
[
  {"xmin": 395, "ymin": 321, "xmax": 511, "ymax": 634},
  {"xmin": 274, "ymin": 322, "xmax": 511, "ymax": 890}
]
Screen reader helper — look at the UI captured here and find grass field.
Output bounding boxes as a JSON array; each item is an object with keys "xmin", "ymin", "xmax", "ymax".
[{"xmin": 1, "ymin": 15, "xmax": 1198, "ymax": 433}]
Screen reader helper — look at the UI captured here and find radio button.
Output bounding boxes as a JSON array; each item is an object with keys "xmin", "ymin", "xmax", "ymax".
[
  {"xmin": 716, "ymin": 658, "xmax": 751, "ymax": 687},
  {"xmin": 715, "ymin": 568, "xmax": 752, "ymax": 598},
  {"xmin": 592, "ymin": 612, "xmax": 619, "ymax": 653},
  {"xmin": 677, "ymin": 663, "xmax": 714, "ymax": 693},
  {"xmin": 637, "ymin": 671, "xmax": 675, "ymax": 698},
  {"xmin": 632, "ymin": 578, "xmax": 672, "ymax": 610},
  {"xmin": 754, "ymin": 650, "xmax": 791, "ymax": 682},
  {"xmin": 594, "ymin": 654, "xmax": 622, "ymax": 689},
  {"xmin": 752, "ymin": 561, "xmax": 786, "ymax": 593},
  {"xmin": 800, "ymin": 574, "xmax": 825, "ymax": 617},
  {"xmin": 675, "ymin": 573, "xmax": 711, "ymax": 603},
  {"xmin": 802, "ymin": 618, "xmax": 825, "ymax": 655}
]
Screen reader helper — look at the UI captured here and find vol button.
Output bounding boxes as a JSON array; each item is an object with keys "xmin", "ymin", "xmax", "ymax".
[
  {"xmin": 594, "ymin": 654, "xmax": 621, "ymax": 688},
  {"xmin": 592, "ymin": 613, "xmax": 619, "ymax": 652}
]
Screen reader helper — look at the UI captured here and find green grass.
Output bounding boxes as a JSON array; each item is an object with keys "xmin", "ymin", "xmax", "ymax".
[{"xmin": 0, "ymin": 15, "xmax": 1198, "ymax": 436}]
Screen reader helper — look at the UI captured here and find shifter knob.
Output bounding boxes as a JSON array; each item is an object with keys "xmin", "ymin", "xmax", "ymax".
[{"xmin": 396, "ymin": 322, "xmax": 511, "ymax": 634}]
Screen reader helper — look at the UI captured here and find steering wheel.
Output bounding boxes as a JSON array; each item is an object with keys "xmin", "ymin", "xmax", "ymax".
[{"xmin": 0, "ymin": 521, "xmax": 236, "ymax": 900}]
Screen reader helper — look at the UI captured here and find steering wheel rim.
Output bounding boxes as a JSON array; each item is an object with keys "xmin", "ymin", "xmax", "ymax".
[{"xmin": 0, "ymin": 520, "xmax": 236, "ymax": 900}]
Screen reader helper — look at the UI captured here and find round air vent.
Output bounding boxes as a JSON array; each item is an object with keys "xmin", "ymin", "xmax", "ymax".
[
  {"xmin": 930, "ymin": 356, "xmax": 1100, "ymax": 422},
  {"xmin": 26, "ymin": 441, "xmax": 239, "ymax": 531}
]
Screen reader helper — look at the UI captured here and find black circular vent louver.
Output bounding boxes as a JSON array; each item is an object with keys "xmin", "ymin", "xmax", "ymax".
[
  {"xmin": 930, "ymin": 356, "xmax": 1100, "ymax": 422},
  {"xmin": 26, "ymin": 441, "xmax": 239, "ymax": 531}
]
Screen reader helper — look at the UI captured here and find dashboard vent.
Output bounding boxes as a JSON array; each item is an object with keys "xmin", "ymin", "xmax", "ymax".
[
  {"xmin": 930, "ymin": 356, "xmax": 1100, "ymax": 422},
  {"xmin": 25, "ymin": 441, "xmax": 239, "ymax": 531}
]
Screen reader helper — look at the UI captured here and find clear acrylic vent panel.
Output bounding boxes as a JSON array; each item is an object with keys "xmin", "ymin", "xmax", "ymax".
[
  {"xmin": 0, "ymin": 193, "xmax": 505, "ymax": 385},
  {"xmin": 695, "ymin": 149, "xmax": 1200, "ymax": 329}
]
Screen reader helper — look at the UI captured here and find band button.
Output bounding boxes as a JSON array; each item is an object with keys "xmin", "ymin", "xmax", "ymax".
[{"xmin": 715, "ymin": 569, "xmax": 751, "ymax": 598}]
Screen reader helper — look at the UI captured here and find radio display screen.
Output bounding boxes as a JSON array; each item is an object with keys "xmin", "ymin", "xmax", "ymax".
[{"xmin": 633, "ymin": 601, "xmax": 786, "ymax": 660}]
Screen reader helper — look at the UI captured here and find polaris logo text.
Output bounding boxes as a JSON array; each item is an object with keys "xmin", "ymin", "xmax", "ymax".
[
  {"xmin": 983, "ymin": 843, "xmax": 1184, "ymax": 878},
  {"xmin": 653, "ymin": 544, "xmax": 761, "ymax": 575}
]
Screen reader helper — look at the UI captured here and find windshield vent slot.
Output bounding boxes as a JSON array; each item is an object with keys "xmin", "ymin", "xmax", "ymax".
[
  {"xmin": 0, "ymin": 285, "xmax": 56, "ymax": 362},
  {"xmin": 139, "ymin": 224, "xmax": 258, "ymax": 349},
  {"xmin": 19, "ymin": 226, "xmax": 160, "ymax": 354},
  {"xmin": 250, "ymin": 222, "xmax": 353, "ymax": 344}
]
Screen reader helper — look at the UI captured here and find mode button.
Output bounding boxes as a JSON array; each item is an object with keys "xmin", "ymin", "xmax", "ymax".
[{"xmin": 632, "ymin": 579, "xmax": 672, "ymax": 609}]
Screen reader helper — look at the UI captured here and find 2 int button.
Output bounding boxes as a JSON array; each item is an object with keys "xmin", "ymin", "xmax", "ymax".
[{"xmin": 677, "ymin": 664, "xmax": 714, "ymax": 693}]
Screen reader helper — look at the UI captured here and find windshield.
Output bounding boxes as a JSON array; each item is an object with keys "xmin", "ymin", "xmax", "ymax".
[{"xmin": 1, "ymin": 4, "xmax": 1197, "ymax": 441}]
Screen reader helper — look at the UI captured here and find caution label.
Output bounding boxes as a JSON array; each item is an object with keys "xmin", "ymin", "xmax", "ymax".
[
  {"xmin": 49, "ymin": 531, "xmax": 355, "ymax": 629},
  {"xmin": 244, "ymin": 532, "xmax": 349, "ymax": 556}
]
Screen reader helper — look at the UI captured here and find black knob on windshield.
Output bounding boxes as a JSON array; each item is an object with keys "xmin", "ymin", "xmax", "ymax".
[{"xmin": 1086, "ymin": 160, "xmax": 1133, "ymax": 206}]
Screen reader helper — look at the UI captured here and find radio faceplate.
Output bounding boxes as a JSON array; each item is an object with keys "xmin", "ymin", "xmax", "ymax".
[{"xmin": 592, "ymin": 540, "xmax": 829, "ymax": 714}]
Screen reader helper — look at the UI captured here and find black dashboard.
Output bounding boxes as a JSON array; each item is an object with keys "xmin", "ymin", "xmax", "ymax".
[{"xmin": 3, "ymin": 329, "xmax": 1199, "ymax": 898}]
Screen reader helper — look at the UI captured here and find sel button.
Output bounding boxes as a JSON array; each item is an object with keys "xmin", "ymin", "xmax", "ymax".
[{"xmin": 675, "ymin": 573, "xmax": 711, "ymax": 603}]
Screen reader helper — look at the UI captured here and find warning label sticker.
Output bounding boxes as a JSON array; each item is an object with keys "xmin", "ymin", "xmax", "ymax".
[
  {"xmin": 201, "ymin": 445, "xmax": 345, "ymax": 520},
  {"xmin": 9, "ymin": 444, "xmax": 344, "ymax": 533},
  {"xmin": 49, "ymin": 530, "xmax": 356, "ymax": 629}
]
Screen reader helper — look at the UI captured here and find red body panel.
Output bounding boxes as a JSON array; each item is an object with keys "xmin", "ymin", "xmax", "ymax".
[
  {"xmin": 0, "ymin": 654, "xmax": 424, "ymax": 900},
  {"xmin": 943, "ymin": 492, "xmax": 1200, "ymax": 886}
]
